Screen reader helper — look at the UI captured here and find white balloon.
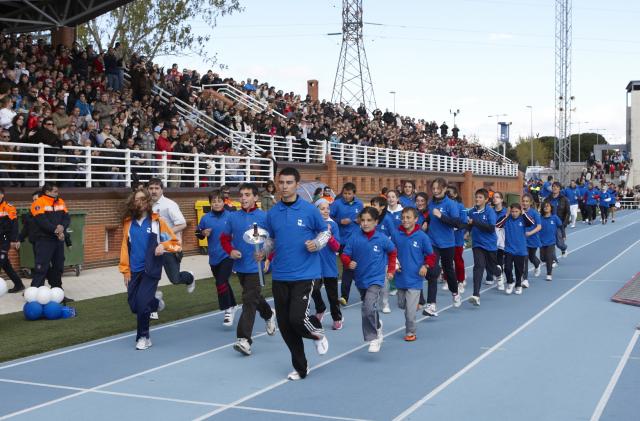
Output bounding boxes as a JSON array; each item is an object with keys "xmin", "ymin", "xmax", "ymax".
[
  {"xmin": 24, "ymin": 287, "xmax": 39, "ymax": 302},
  {"xmin": 0, "ymin": 278, "xmax": 7, "ymax": 297},
  {"xmin": 50, "ymin": 287, "xmax": 65, "ymax": 304},
  {"xmin": 36, "ymin": 286, "xmax": 52, "ymax": 305}
]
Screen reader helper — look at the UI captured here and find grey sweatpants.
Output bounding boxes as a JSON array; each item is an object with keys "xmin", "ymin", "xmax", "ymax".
[
  {"xmin": 397, "ymin": 289, "xmax": 421, "ymax": 335},
  {"xmin": 359, "ymin": 285, "xmax": 383, "ymax": 342}
]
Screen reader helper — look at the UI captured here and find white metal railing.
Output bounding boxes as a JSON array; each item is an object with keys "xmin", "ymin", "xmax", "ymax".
[
  {"xmin": 229, "ymin": 133, "xmax": 518, "ymax": 177},
  {"xmin": 199, "ymin": 84, "xmax": 287, "ymax": 119},
  {"xmin": 0, "ymin": 141, "xmax": 273, "ymax": 188},
  {"xmin": 619, "ymin": 197, "xmax": 640, "ymax": 209}
]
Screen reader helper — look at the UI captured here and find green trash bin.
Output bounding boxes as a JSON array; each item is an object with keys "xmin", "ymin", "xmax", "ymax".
[{"xmin": 17, "ymin": 209, "xmax": 86, "ymax": 277}]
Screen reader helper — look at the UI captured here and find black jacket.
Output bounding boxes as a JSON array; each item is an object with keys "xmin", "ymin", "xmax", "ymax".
[{"xmin": 543, "ymin": 194, "xmax": 570, "ymax": 226}]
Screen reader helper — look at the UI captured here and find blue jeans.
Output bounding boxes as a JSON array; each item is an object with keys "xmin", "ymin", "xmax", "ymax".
[
  {"xmin": 107, "ymin": 73, "xmax": 120, "ymax": 91},
  {"xmin": 163, "ymin": 252, "xmax": 194, "ymax": 285}
]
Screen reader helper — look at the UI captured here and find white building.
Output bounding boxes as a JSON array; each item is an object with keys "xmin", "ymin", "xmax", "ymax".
[{"xmin": 626, "ymin": 81, "xmax": 640, "ymax": 186}]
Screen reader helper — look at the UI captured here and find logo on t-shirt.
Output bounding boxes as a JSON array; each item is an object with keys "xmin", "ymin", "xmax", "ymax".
[
  {"xmin": 412, "ymin": 240, "xmax": 419, "ymax": 248},
  {"xmin": 297, "ymin": 219, "xmax": 304, "ymax": 227},
  {"xmin": 373, "ymin": 245, "xmax": 380, "ymax": 252}
]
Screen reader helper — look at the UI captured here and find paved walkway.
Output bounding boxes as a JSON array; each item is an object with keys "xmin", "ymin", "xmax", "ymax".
[{"xmin": 0, "ymin": 254, "xmax": 213, "ymax": 315}]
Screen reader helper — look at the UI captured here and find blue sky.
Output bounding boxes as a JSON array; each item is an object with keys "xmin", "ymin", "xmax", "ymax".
[{"xmin": 156, "ymin": 0, "xmax": 638, "ymax": 148}]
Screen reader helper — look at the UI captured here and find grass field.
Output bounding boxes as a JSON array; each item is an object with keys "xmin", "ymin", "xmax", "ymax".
[{"xmin": 0, "ymin": 275, "xmax": 273, "ymax": 363}]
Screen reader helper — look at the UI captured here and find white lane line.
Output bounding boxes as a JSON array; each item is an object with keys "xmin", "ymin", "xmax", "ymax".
[
  {"xmin": 392, "ymin": 235, "xmax": 640, "ymax": 421},
  {"xmin": 192, "ymin": 217, "xmax": 640, "ymax": 420},
  {"xmin": 3, "ymin": 215, "xmax": 638, "ymax": 420},
  {"xmin": 0, "ymin": 378, "xmax": 369, "ymax": 421},
  {"xmin": 590, "ymin": 329, "xmax": 640, "ymax": 421},
  {"xmin": 3, "ymin": 210, "xmax": 634, "ymax": 370}
]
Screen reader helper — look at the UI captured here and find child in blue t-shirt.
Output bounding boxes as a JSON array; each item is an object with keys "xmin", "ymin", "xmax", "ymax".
[
  {"xmin": 392, "ymin": 207, "xmax": 436, "ymax": 341},
  {"xmin": 539, "ymin": 202, "xmax": 562, "ymax": 281},
  {"xmin": 370, "ymin": 196, "xmax": 397, "ymax": 313},
  {"xmin": 341, "ymin": 207, "xmax": 396, "ymax": 353},
  {"xmin": 496, "ymin": 203, "xmax": 537, "ymax": 295}
]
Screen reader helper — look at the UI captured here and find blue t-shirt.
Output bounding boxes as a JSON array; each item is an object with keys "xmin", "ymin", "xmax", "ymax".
[
  {"xmin": 563, "ymin": 187, "xmax": 580, "ymax": 205},
  {"xmin": 585, "ymin": 188, "xmax": 599, "ymax": 206},
  {"xmin": 266, "ymin": 197, "xmax": 328, "ymax": 281},
  {"xmin": 392, "ymin": 227, "xmax": 433, "ymax": 290},
  {"xmin": 399, "ymin": 195, "xmax": 416, "ymax": 209},
  {"xmin": 467, "ymin": 205, "xmax": 497, "ymax": 251},
  {"xmin": 387, "ymin": 206, "xmax": 403, "ymax": 229},
  {"xmin": 343, "ymin": 229, "xmax": 395, "ymax": 289},
  {"xmin": 453, "ymin": 201, "xmax": 467, "ymax": 247},
  {"xmin": 329, "ymin": 196, "xmax": 364, "ymax": 243},
  {"xmin": 319, "ymin": 219, "xmax": 340, "ymax": 278},
  {"xmin": 541, "ymin": 181, "xmax": 552, "ymax": 199},
  {"xmin": 224, "ymin": 208, "xmax": 268, "ymax": 274},
  {"xmin": 524, "ymin": 207, "xmax": 542, "ymax": 248},
  {"xmin": 129, "ymin": 217, "xmax": 151, "ymax": 273},
  {"xmin": 599, "ymin": 190, "xmax": 612, "ymax": 207},
  {"xmin": 427, "ymin": 196, "xmax": 457, "ymax": 248},
  {"xmin": 540, "ymin": 214, "xmax": 562, "ymax": 247},
  {"xmin": 198, "ymin": 210, "xmax": 230, "ymax": 265},
  {"xmin": 501, "ymin": 215, "xmax": 531, "ymax": 256},
  {"xmin": 377, "ymin": 212, "xmax": 395, "ymax": 239}
]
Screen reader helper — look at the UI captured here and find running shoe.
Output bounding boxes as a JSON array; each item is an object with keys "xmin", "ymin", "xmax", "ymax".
[
  {"xmin": 515, "ymin": 286, "xmax": 523, "ymax": 295},
  {"xmin": 338, "ymin": 297, "xmax": 348, "ymax": 306},
  {"xmin": 552, "ymin": 261, "xmax": 558, "ymax": 268},
  {"xmin": 505, "ymin": 283, "xmax": 514, "ymax": 295},
  {"xmin": 453, "ymin": 293, "xmax": 462, "ymax": 308},
  {"xmin": 135, "ymin": 337, "xmax": 152, "ymax": 350},
  {"xmin": 287, "ymin": 369, "xmax": 309, "ymax": 380},
  {"xmin": 266, "ymin": 309, "xmax": 277, "ymax": 336},
  {"xmin": 458, "ymin": 282, "xmax": 465, "ymax": 294},
  {"xmin": 485, "ymin": 277, "xmax": 495, "ymax": 285},
  {"xmin": 422, "ymin": 303, "xmax": 438, "ymax": 317},
  {"xmin": 150, "ymin": 312, "xmax": 159, "ymax": 320},
  {"xmin": 546, "ymin": 275, "xmax": 553, "ymax": 281},
  {"xmin": 314, "ymin": 335, "xmax": 329, "ymax": 355},
  {"xmin": 442, "ymin": 282, "xmax": 449, "ymax": 291},
  {"xmin": 186, "ymin": 271, "xmax": 196, "ymax": 293},
  {"xmin": 522, "ymin": 279, "xmax": 530, "ymax": 289},
  {"xmin": 233, "ymin": 338, "xmax": 251, "ymax": 356},
  {"xmin": 382, "ymin": 304, "xmax": 391, "ymax": 314},
  {"xmin": 497, "ymin": 279, "xmax": 505, "ymax": 291},
  {"xmin": 534, "ymin": 266, "xmax": 541, "ymax": 277},
  {"xmin": 332, "ymin": 318, "xmax": 344, "ymax": 330},
  {"xmin": 404, "ymin": 334, "xmax": 417, "ymax": 342},
  {"xmin": 315, "ymin": 311, "xmax": 325, "ymax": 323},
  {"xmin": 223, "ymin": 306, "xmax": 236, "ymax": 327},
  {"xmin": 469, "ymin": 295, "xmax": 480, "ymax": 306},
  {"xmin": 155, "ymin": 291, "xmax": 165, "ymax": 312}
]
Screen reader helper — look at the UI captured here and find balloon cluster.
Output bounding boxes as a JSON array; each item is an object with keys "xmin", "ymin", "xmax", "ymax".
[{"xmin": 22, "ymin": 286, "xmax": 75, "ymax": 321}]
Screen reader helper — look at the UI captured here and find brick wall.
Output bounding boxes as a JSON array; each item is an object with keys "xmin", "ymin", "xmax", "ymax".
[{"xmin": 5, "ymin": 158, "xmax": 522, "ymax": 270}]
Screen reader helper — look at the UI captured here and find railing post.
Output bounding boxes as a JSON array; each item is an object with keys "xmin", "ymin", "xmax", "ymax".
[
  {"xmin": 352, "ymin": 146, "xmax": 357, "ymax": 166},
  {"xmin": 305, "ymin": 142, "xmax": 311, "ymax": 163},
  {"xmin": 270, "ymin": 136, "xmax": 275, "ymax": 157},
  {"xmin": 385, "ymin": 149, "xmax": 390, "ymax": 168},
  {"xmin": 194, "ymin": 154, "xmax": 200, "ymax": 188},
  {"xmin": 38, "ymin": 143, "xmax": 46, "ymax": 186},
  {"xmin": 245, "ymin": 157, "xmax": 251, "ymax": 181},
  {"xmin": 269, "ymin": 157, "xmax": 274, "ymax": 180},
  {"xmin": 340, "ymin": 143, "xmax": 345, "ymax": 165},
  {"xmin": 125, "ymin": 149, "xmax": 132, "ymax": 187},
  {"xmin": 395, "ymin": 150, "xmax": 400, "ymax": 169},
  {"xmin": 374, "ymin": 147, "xmax": 379, "ymax": 167},
  {"xmin": 363, "ymin": 147, "xmax": 368, "ymax": 167},
  {"xmin": 287, "ymin": 137, "xmax": 293, "ymax": 161},
  {"xmin": 220, "ymin": 156, "xmax": 226, "ymax": 185},
  {"xmin": 84, "ymin": 147, "xmax": 92, "ymax": 187},
  {"xmin": 421, "ymin": 153, "xmax": 426, "ymax": 170},
  {"xmin": 161, "ymin": 151, "xmax": 168, "ymax": 186}
]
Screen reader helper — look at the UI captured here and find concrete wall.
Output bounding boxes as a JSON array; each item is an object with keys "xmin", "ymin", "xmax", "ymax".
[
  {"xmin": 5, "ymin": 158, "xmax": 522, "ymax": 270},
  {"xmin": 627, "ymin": 84, "xmax": 640, "ymax": 187}
]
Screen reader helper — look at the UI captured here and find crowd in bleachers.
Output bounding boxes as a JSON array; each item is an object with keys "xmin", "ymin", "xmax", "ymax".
[{"xmin": 0, "ymin": 34, "xmax": 505, "ymax": 187}]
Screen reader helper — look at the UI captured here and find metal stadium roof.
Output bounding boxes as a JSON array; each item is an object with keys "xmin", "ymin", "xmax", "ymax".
[{"xmin": 0, "ymin": 0, "xmax": 134, "ymax": 34}]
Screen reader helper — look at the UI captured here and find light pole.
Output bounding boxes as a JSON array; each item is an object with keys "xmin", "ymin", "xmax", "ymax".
[
  {"xmin": 571, "ymin": 121, "xmax": 589, "ymax": 162},
  {"xmin": 488, "ymin": 114, "xmax": 508, "ymax": 155},
  {"xmin": 526, "ymin": 106, "xmax": 533, "ymax": 166},
  {"xmin": 450, "ymin": 108, "xmax": 460, "ymax": 127},
  {"xmin": 389, "ymin": 91, "xmax": 396, "ymax": 113}
]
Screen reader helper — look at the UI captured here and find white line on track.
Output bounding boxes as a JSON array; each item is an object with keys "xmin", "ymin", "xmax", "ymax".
[
  {"xmin": 2, "ymin": 212, "xmax": 638, "ymax": 420},
  {"xmin": 0, "ymin": 378, "xmax": 369, "ymax": 421},
  {"xmin": 590, "ymin": 328, "xmax": 640, "ymax": 421},
  {"xmin": 192, "ymin": 217, "xmax": 640, "ymax": 420},
  {"xmin": 391, "ymin": 236, "xmax": 640, "ymax": 421}
]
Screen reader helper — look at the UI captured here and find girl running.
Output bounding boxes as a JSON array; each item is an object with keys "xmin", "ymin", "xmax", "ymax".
[
  {"xmin": 340, "ymin": 207, "xmax": 396, "ymax": 353},
  {"xmin": 415, "ymin": 192, "xmax": 430, "ymax": 232},
  {"xmin": 311, "ymin": 199, "xmax": 344, "ymax": 330},
  {"xmin": 608, "ymin": 183, "xmax": 618, "ymax": 223},
  {"xmin": 539, "ymin": 202, "xmax": 562, "ymax": 281},
  {"xmin": 196, "ymin": 189, "xmax": 237, "ymax": 327},
  {"xmin": 446, "ymin": 185, "xmax": 467, "ymax": 293},
  {"xmin": 584, "ymin": 182, "xmax": 599, "ymax": 225},
  {"xmin": 599, "ymin": 185, "xmax": 612, "ymax": 224},
  {"xmin": 521, "ymin": 193, "xmax": 542, "ymax": 286},
  {"xmin": 370, "ymin": 196, "xmax": 396, "ymax": 312},
  {"xmin": 386, "ymin": 190, "xmax": 404, "ymax": 229},
  {"xmin": 392, "ymin": 207, "xmax": 436, "ymax": 341},
  {"xmin": 486, "ymin": 192, "xmax": 507, "ymax": 290},
  {"xmin": 496, "ymin": 203, "xmax": 537, "ymax": 295}
]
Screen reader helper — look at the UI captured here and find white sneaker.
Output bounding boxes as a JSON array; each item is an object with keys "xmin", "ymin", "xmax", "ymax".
[
  {"xmin": 515, "ymin": 286, "xmax": 523, "ymax": 295},
  {"xmin": 453, "ymin": 293, "xmax": 462, "ymax": 308},
  {"xmin": 382, "ymin": 304, "xmax": 391, "ymax": 314},
  {"xmin": 422, "ymin": 303, "xmax": 438, "ymax": 317},
  {"xmin": 546, "ymin": 275, "xmax": 552, "ymax": 282},
  {"xmin": 522, "ymin": 279, "xmax": 530, "ymax": 289},
  {"xmin": 552, "ymin": 261, "xmax": 558, "ymax": 268},
  {"xmin": 314, "ymin": 335, "xmax": 329, "ymax": 355},
  {"xmin": 534, "ymin": 267, "xmax": 541, "ymax": 277},
  {"xmin": 389, "ymin": 289, "xmax": 398, "ymax": 296},
  {"xmin": 506, "ymin": 283, "xmax": 514, "ymax": 295},
  {"xmin": 485, "ymin": 278, "xmax": 495, "ymax": 285},
  {"xmin": 233, "ymin": 338, "xmax": 251, "ymax": 356},
  {"xmin": 571, "ymin": 223, "xmax": 576, "ymax": 228},
  {"xmin": 287, "ymin": 369, "xmax": 309, "ymax": 380},
  {"xmin": 469, "ymin": 295, "xmax": 480, "ymax": 306},
  {"xmin": 135, "ymin": 337, "xmax": 152, "ymax": 350},
  {"xmin": 150, "ymin": 312, "xmax": 159, "ymax": 320},
  {"xmin": 497, "ymin": 279, "xmax": 505, "ymax": 291},
  {"xmin": 186, "ymin": 272, "xmax": 196, "ymax": 294},
  {"xmin": 266, "ymin": 309, "xmax": 277, "ymax": 336},
  {"xmin": 377, "ymin": 320, "xmax": 384, "ymax": 339},
  {"xmin": 368, "ymin": 338, "xmax": 382, "ymax": 353},
  {"xmin": 223, "ymin": 306, "xmax": 236, "ymax": 327},
  {"xmin": 155, "ymin": 291, "xmax": 165, "ymax": 312},
  {"xmin": 442, "ymin": 282, "xmax": 449, "ymax": 291},
  {"xmin": 458, "ymin": 283, "xmax": 465, "ymax": 294}
]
